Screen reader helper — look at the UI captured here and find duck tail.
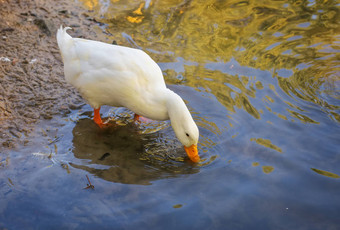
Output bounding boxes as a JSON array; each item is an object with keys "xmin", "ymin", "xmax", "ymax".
[{"xmin": 56, "ymin": 25, "xmax": 73, "ymax": 59}]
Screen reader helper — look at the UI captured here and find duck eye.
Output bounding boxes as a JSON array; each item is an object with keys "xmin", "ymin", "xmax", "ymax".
[{"xmin": 186, "ymin": 133, "xmax": 189, "ymax": 137}]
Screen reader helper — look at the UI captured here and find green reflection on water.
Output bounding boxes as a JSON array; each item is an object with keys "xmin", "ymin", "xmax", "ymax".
[{"xmin": 78, "ymin": 0, "xmax": 339, "ymax": 124}]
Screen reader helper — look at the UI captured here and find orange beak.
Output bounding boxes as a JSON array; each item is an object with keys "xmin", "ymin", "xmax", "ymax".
[{"xmin": 184, "ymin": 144, "xmax": 200, "ymax": 163}]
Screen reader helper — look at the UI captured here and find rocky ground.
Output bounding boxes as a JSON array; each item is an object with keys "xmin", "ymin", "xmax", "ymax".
[{"xmin": 0, "ymin": 0, "xmax": 112, "ymax": 150}]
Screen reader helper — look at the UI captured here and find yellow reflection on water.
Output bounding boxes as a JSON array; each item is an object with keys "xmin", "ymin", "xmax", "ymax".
[
  {"xmin": 251, "ymin": 138, "xmax": 282, "ymax": 153},
  {"xmin": 78, "ymin": 0, "xmax": 98, "ymax": 10},
  {"xmin": 133, "ymin": 2, "xmax": 144, "ymax": 15},
  {"xmin": 127, "ymin": 3, "xmax": 145, "ymax": 24},
  {"xmin": 77, "ymin": 0, "xmax": 339, "ymax": 127},
  {"xmin": 262, "ymin": 166, "xmax": 274, "ymax": 174},
  {"xmin": 126, "ymin": 15, "xmax": 144, "ymax": 24},
  {"xmin": 252, "ymin": 162, "xmax": 275, "ymax": 174},
  {"xmin": 311, "ymin": 168, "xmax": 340, "ymax": 179},
  {"xmin": 287, "ymin": 109, "xmax": 320, "ymax": 124},
  {"xmin": 7, "ymin": 177, "xmax": 14, "ymax": 186}
]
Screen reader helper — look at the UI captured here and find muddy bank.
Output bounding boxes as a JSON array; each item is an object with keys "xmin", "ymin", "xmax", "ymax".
[{"xmin": 0, "ymin": 0, "xmax": 109, "ymax": 150}]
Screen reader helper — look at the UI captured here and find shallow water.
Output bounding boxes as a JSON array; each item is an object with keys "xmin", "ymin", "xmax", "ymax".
[{"xmin": 1, "ymin": 0, "xmax": 340, "ymax": 229}]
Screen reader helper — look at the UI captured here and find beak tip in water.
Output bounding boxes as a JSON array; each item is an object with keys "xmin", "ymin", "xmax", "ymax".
[
  {"xmin": 190, "ymin": 154, "xmax": 200, "ymax": 163},
  {"xmin": 184, "ymin": 144, "xmax": 200, "ymax": 163}
]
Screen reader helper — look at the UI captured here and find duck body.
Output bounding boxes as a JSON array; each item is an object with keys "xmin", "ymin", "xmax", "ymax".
[
  {"xmin": 57, "ymin": 26, "xmax": 200, "ymax": 162},
  {"xmin": 57, "ymin": 28, "xmax": 169, "ymax": 120}
]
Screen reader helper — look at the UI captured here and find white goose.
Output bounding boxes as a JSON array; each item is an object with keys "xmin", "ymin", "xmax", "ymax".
[{"xmin": 56, "ymin": 26, "xmax": 200, "ymax": 162}]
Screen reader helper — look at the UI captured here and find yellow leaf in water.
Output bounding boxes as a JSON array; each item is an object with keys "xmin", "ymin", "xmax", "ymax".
[
  {"xmin": 311, "ymin": 168, "xmax": 340, "ymax": 179},
  {"xmin": 262, "ymin": 166, "xmax": 274, "ymax": 174},
  {"xmin": 173, "ymin": 204, "xmax": 183, "ymax": 209}
]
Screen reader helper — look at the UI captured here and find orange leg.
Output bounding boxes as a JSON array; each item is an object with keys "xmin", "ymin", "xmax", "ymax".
[
  {"xmin": 134, "ymin": 114, "xmax": 150, "ymax": 123},
  {"xmin": 134, "ymin": 114, "xmax": 141, "ymax": 123},
  {"xmin": 93, "ymin": 107, "xmax": 104, "ymax": 127}
]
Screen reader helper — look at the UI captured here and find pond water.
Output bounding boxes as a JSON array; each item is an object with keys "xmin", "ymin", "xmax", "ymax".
[{"xmin": 1, "ymin": 0, "xmax": 340, "ymax": 229}]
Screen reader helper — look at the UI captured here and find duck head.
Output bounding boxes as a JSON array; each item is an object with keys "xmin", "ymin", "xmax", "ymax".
[{"xmin": 166, "ymin": 90, "xmax": 200, "ymax": 162}]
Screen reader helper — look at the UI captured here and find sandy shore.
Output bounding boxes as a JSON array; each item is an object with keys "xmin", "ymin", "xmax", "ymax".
[{"xmin": 0, "ymin": 0, "xmax": 109, "ymax": 149}]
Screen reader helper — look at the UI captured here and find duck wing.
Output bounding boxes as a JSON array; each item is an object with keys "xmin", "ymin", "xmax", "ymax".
[{"xmin": 57, "ymin": 26, "xmax": 166, "ymax": 108}]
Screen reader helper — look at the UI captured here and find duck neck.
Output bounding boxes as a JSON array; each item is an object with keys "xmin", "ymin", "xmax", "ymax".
[
  {"xmin": 133, "ymin": 88, "xmax": 182, "ymax": 121},
  {"xmin": 165, "ymin": 89, "xmax": 191, "ymax": 130}
]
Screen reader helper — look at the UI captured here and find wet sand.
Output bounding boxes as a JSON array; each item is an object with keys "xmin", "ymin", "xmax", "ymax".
[{"xmin": 0, "ymin": 0, "xmax": 108, "ymax": 149}]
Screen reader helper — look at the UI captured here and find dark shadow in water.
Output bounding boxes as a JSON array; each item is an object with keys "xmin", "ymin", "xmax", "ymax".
[{"xmin": 69, "ymin": 118, "xmax": 200, "ymax": 185}]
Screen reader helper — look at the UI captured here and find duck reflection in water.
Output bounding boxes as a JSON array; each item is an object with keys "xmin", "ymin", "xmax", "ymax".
[{"xmin": 69, "ymin": 117, "xmax": 200, "ymax": 185}]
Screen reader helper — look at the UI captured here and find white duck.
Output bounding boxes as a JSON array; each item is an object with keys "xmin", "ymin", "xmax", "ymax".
[{"xmin": 56, "ymin": 26, "xmax": 200, "ymax": 162}]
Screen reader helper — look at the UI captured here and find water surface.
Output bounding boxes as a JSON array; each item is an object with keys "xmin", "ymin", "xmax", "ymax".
[{"xmin": 1, "ymin": 0, "xmax": 339, "ymax": 229}]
